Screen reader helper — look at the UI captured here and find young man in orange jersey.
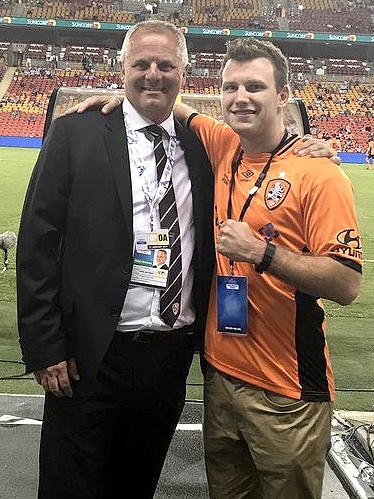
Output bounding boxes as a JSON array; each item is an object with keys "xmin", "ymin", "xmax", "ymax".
[{"xmin": 174, "ymin": 39, "xmax": 362, "ymax": 499}]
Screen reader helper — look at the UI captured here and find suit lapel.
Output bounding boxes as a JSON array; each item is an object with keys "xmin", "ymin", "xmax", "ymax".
[
  {"xmin": 103, "ymin": 107, "xmax": 133, "ymax": 240},
  {"xmin": 174, "ymin": 118, "xmax": 203, "ymax": 252},
  {"xmin": 174, "ymin": 118, "xmax": 204, "ymax": 210},
  {"xmin": 174, "ymin": 119, "xmax": 198, "ymax": 186}
]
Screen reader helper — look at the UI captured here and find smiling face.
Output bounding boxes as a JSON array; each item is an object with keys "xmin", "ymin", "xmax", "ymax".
[
  {"xmin": 122, "ymin": 29, "xmax": 186, "ymax": 123},
  {"xmin": 156, "ymin": 250, "xmax": 167, "ymax": 266},
  {"xmin": 221, "ymin": 57, "xmax": 289, "ymax": 152}
]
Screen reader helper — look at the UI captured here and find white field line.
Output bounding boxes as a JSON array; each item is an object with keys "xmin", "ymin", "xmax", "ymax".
[
  {"xmin": 176, "ymin": 423, "xmax": 202, "ymax": 431},
  {"xmin": 0, "ymin": 414, "xmax": 202, "ymax": 430},
  {"xmin": 0, "ymin": 393, "xmax": 44, "ymax": 397},
  {"xmin": 0, "ymin": 414, "xmax": 42, "ymax": 425}
]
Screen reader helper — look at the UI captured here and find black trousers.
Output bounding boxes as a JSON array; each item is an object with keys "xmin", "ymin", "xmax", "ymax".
[{"xmin": 38, "ymin": 332, "xmax": 195, "ymax": 499}]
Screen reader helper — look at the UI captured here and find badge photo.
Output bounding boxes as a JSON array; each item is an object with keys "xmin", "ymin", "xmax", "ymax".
[{"xmin": 153, "ymin": 248, "xmax": 171, "ymax": 270}]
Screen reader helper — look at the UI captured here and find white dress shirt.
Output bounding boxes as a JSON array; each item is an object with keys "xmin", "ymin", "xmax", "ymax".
[{"xmin": 116, "ymin": 98, "xmax": 195, "ymax": 332}]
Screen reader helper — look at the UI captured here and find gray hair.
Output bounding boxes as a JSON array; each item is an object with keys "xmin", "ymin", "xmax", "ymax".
[{"xmin": 120, "ymin": 20, "xmax": 188, "ymax": 68}]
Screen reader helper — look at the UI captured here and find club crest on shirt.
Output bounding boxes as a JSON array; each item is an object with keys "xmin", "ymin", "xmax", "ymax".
[{"xmin": 264, "ymin": 179, "xmax": 291, "ymax": 210}]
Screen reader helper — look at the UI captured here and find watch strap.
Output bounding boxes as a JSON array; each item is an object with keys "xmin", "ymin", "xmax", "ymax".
[{"xmin": 255, "ymin": 242, "xmax": 276, "ymax": 274}]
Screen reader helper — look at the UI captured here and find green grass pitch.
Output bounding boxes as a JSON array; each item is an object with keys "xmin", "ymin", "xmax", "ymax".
[{"xmin": 0, "ymin": 147, "xmax": 373, "ymax": 409}]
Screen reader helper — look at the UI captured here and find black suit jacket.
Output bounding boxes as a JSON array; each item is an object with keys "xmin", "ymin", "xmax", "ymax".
[{"xmin": 17, "ymin": 107, "xmax": 215, "ymax": 378}]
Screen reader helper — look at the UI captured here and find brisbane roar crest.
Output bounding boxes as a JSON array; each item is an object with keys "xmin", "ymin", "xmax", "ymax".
[{"xmin": 264, "ymin": 179, "xmax": 291, "ymax": 210}]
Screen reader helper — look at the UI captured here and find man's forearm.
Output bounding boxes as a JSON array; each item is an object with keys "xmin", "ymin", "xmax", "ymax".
[
  {"xmin": 173, "ymin": 101, "xmax": 198, "ymax": 127},
  {"xmin": 265, "ymin": 244, "xmax": 361, "ymax": 305},
  {"xmin": 217, "ymin": 220, "xmax": 361, "ymax": 306}
]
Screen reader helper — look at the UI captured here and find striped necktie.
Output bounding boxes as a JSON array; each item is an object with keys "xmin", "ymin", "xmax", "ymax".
[{"xmin": 145, "ymin": 125, "xmax": 182, "ymax": 327}]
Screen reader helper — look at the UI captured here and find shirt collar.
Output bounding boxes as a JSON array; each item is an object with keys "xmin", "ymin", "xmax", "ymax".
[{"xmin": 122, "ymin": 98, "xmax": 175, "ymax": 137}]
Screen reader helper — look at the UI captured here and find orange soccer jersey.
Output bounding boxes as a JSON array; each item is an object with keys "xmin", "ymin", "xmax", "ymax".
[{"xmin": 191, "ymin": 114, "xmax": 362, "ymax": 402}]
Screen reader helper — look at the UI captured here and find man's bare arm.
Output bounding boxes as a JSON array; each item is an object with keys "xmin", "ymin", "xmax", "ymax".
[
  {"xmin": 217, "ymin": 219, "xmax": 361, "ymax": 306},
  {"xmin": 265, "ymin": 243, "xmax": 360, "ymax": 305},
  {"xmin": 173, "ymin": 101, "xmax": 199, "ymax": 127}
]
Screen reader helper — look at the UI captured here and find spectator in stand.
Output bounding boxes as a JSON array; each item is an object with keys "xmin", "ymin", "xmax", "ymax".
[
  {"xmin": 328, "ymin": 134, "xmax": 342, "ymax": 152},
  {"xmin": 366, "ymin": 138, "xmax": 374, "ymax": 170}
]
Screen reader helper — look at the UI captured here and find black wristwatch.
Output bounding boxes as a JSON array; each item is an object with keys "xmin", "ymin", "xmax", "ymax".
[{"xmin": 255, "ymin": 242, "xmax": 276, "ymax": 274}]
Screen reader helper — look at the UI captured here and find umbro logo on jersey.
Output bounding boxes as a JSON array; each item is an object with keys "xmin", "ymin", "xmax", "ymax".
[
  {"xmin": 222, "ymin": 174, "xmax": 230, "ymax": 185},
  {"xmin": 264, "ymin": 179, "xmax": 291, "ymax": 210},
  {"xmin": 240, "ymin": 169, "xmax": 254, "ymax": 181}
]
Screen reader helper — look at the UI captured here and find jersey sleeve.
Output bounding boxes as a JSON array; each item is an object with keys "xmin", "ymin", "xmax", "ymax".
[
  {"xmin": 301, "ymin": 161, "xmax": 362, "ymax": 273},
  {"xmin": 189, "ymin": 114, "xmax": 237, "ymax": 174}
]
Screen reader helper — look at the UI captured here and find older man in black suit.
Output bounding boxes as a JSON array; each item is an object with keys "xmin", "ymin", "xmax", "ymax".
[{"xmin": 17, "ymin": 20, "xmax": 215, "ymax": 499}]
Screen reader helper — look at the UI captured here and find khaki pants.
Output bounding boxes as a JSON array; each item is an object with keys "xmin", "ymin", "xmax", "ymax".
[{"xmin": 203, "ymin": 367, "xmax": 332, "ymax": 499}]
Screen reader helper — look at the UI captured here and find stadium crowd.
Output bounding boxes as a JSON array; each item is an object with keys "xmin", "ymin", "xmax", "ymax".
[
  {"xmin": 0, "ymin": 62, "xmax": 372, "ymax": 151},
  {"xmin": 0, "ymin": 0, "xmax": 373, "ymax": 33}
]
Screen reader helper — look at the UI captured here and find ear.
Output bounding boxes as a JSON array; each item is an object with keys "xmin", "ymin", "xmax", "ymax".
[
  {"xmin": 180, "ymin": 67, "xmax": 187, "ymax": 88},
  {"xmin": 120, "ymin": 64, "xmax": 126, "ymax": 87},
  {"xmin": 278, "ymin": 85, "xmax": 290, "ymax": 108}
]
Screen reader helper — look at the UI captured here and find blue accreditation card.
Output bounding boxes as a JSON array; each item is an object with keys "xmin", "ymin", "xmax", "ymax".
[{"xmin": 217, "ymin": 275, "xmax": 248, "ymax": 336}]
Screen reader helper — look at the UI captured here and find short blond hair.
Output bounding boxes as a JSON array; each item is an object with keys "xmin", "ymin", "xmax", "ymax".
[{"xmin": 120, "ymin": 20, "xmax": 188, "ymax": 68}]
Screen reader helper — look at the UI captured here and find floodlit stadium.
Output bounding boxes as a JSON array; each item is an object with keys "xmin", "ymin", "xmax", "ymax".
[{"xmin": 0, "ymin": 0, "xmax": 373, "ymax": 497}]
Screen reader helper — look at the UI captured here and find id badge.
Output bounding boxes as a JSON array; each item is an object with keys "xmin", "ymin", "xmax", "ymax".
[
  {"xmin": 217, "ymin": 275, "xmax": 248, "ymax": 336},
  {"xmin": 131, "ymin": 230, "xmax": 171, "ymax": 289}
]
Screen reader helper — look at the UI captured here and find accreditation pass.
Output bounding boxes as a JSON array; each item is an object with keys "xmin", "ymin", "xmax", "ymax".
[
  {"xmin": 130, "ymin": 229, "xmax": 171, "ymax": 289},
  {"xmin": 217, "ymin": 275, "xmax": 248, "ymax": 335}
]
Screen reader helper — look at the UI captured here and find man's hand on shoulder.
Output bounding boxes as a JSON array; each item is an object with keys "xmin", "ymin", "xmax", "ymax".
[
  {"xmin": 34, "ymin": 357, "xmax": 80, "ymax": 398},
  {"xmin": 294, "ymin": 135, "xmax": 341, "ymax": 165},
  {"xmin": 63, "ymin": 94, "xmax": 124, "ymax": 116}
]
